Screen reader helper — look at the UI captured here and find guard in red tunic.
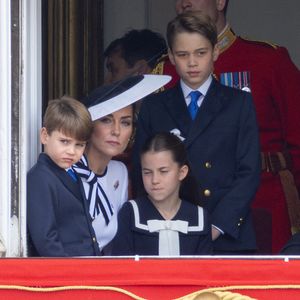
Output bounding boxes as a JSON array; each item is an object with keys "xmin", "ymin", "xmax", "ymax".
[{"xmin": 152, "ymin": 6, "xmax": 300, "ymax": 254}]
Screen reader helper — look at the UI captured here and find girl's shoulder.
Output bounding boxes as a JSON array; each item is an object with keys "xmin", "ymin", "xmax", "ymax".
[
  {"xmin": 179, "ymin": 200, "xmax": 210, "ymax": 229},
  {"xmin": 119, "ymin": 198, "xmax": 146, "ymax": 212},
  {"xmin": 180, "ymin": 199, "xmax": 203, "ymax": 213},
  {"xmin": 126, "ymin": 198, "xmax": 147, "ymax": 215}
]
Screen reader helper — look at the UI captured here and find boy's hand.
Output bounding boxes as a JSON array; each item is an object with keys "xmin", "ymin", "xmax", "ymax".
[{"xmin": 211, "ymin": 227, "xmax": 221, "ymax": 241}]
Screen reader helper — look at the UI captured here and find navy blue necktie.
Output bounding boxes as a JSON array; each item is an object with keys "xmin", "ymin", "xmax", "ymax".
[{"xmin": 188, "ymin": 91, "xmax": 201, "ymax": 120}]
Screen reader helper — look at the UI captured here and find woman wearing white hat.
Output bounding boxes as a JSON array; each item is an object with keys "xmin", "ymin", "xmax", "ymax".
[{"xmin": 73, "ymin": 74, "xmax": 171, "ymax": 254}]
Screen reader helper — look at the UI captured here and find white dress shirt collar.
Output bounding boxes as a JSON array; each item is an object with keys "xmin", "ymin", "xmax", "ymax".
[{"xmin": 180, "ymin": 75, "xmax": 212, "ymax": 107}]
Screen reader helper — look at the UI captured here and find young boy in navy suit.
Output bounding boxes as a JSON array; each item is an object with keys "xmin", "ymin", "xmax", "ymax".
[
  {"xmin": 27, "ymin": 97, "xmax": 100, "ymax": 256},
  {"xmin": 133, "ymin": 11, "xmax": 261, "ymax": 254}
]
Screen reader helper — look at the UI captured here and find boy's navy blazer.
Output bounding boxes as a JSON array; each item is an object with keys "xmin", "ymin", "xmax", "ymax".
[
  {"xmin": 134, "ymin": 78, "xmax": 261, "ymax": 252},
  {"xmin": 27, "ymin": 153, "xmax": 100, "ymax": 256}
]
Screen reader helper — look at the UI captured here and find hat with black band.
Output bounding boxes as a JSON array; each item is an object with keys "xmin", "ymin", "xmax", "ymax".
[{"xmin": 86, "ymin": 74, "xmax": 171, "ymax": 121}]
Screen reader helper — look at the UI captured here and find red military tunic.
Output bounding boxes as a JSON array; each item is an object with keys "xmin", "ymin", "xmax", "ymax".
[{"xmin": 152, "ymin": 25, "xmax": 300, "ymax": 254}]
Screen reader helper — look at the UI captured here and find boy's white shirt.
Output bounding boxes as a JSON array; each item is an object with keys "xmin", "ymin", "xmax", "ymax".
[{"xmin": 180, "ymin": 74, "xmax": 212, "ymax": 108}]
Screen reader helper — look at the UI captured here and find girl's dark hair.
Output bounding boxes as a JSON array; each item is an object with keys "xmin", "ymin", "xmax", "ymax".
[{"xmin": 141, "ymin": 132, "xmax": 202, "ymax": 207}]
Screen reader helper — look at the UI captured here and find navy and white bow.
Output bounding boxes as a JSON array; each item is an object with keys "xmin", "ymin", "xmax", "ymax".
[
  {"xmin": 147, "ymin": 219, "xmax": 188, "ymax": 256},
  {"xmin": 73, "ymin": 155, "xmax": 114, "ymax": 224}
]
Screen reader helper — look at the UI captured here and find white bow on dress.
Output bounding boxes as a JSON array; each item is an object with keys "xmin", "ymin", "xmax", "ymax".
[{"xmin": 147, "ymin": 219, "xmax": 188, "ymax": 256}]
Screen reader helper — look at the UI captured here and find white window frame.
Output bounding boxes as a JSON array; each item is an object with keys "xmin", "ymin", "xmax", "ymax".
[
  {"xmin": 0, "ymin": 0, "xmax": 12, "ymax": 258},
  {"xmin": 21, "ymin": 0, "xmax": 43, "ymax": 257},
  {"xmin": 0, "ymin": 0, "xmax": 42, "ymax": 257}
]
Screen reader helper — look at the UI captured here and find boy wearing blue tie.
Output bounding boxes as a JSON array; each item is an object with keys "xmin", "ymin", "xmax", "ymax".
[
  {"xmin": 27, "ymin": 97, "xmax": 100, "ymax": 256},
  {"xmin": 133, "ymin": 11, "xmax": 261, "ymax": 254}
]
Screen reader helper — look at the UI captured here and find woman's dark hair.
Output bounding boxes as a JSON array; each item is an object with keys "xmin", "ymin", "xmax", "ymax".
[{"xmin": 140, "ymin": 132, "xmax": 202, "ymax": 207}]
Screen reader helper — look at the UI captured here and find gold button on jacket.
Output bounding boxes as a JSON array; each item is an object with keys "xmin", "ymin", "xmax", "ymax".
[
  {"xmin": 204, "ymin": 189, "xmax": 211, "ymax": 197},
  {"xmin": 205, "ymin": 162, "xmax": 212, "ymax": 168}
]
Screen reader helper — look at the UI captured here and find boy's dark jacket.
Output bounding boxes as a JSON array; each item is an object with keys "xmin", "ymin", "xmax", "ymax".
[
  {"xmin": 27, "ymin": 153, "xmax": 100, "ymax": 256},
  {"xmin": 133, "ymin": 78, "xmax": 261, "ymax": 252}
]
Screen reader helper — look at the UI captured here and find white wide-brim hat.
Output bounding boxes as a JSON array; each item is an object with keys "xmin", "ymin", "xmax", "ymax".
[{"xmin": 86, "ymin": 74, "xmax": 171, "ymax": 121}]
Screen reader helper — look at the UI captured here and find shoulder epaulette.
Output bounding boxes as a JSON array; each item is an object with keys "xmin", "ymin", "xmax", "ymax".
[
  {"xmin": 151, "ymin": 60, "xmax": 164, "ymax": 76},
  {"xmin": 152, "ymin": 54, "xmax": 169, "ymax": 76},
  {"xmin": 240, "ymin": 36, "xmax": 278, "ymax": 49}
]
